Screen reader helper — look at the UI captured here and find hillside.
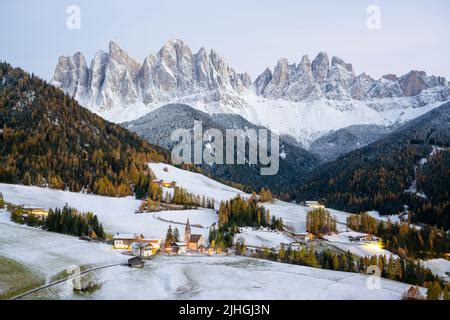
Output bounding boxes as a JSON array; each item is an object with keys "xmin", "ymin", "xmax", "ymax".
[
  {"xmin": 292, "ymin": 102, "xmax": 450, "ymax": 229},
  {"xmin": 309, "ymin": 124, "xmax": 393, "ymax": 162},
  {"xmin": 124, "ymin": 103, "xmax": 320, "ymax": 194},
  {"xmin": 0, "ymin": 62, "xmax": 168, "ymax": 198}
]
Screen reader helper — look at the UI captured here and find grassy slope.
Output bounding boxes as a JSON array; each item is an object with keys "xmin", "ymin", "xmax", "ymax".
[{"xmin": 0, "ymin": 256, "xmax": 45, "ymax": 300}]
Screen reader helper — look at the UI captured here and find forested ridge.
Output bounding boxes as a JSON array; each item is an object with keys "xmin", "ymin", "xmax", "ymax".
[
  {"xmin": 292, "ymin": 102, "xmax": 450, "ymax": 229},
  {"xmin": 0, "ymin": 62, "xmax": 168, "ymax": 198}
]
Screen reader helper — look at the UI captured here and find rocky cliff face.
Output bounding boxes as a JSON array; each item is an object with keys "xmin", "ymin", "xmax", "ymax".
[
  {"xmin": 256, "ymin": 53, "xmax": 448, "ymax": 103},
  {"xmin": 52, "ymin": 39, "xmax": 251, "ymax": 113},
  {"xmin": 52, "ymin": 39, "xmax": 449, "ymax": 145}
]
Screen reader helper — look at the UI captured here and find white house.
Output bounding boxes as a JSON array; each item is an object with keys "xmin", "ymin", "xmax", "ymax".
[
  {"xmin": 296, "ymin": 232, "xmax": 313, "ymax": 243},
  {"xmin": 174, "ymin": 242, "xmax": 187, "ymax": 254},
  {"xmin": 113, "ymin": 233, "xmax": 140, "ymax": 250},
  {"xmin": 131, "ymin": 242, "xmax": 154, "ymax": 258}
]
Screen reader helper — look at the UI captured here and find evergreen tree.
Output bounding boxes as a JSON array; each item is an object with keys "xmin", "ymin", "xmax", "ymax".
[
  {"xmin": 165, "ymin": 225, "xmax": 174, "ymax": 246},
  {"xmin": 173, "ymin": 227, "xmax": 180, "ymax": 242}
]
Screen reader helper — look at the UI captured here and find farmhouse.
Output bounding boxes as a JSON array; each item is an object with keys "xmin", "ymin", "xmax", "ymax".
[
  {"xmin": 131, "ymin": 242, "xmax": 154, "ymax": 258},
  {"xmin": 289, "ymin": 242, "xmax": 304, "ymax": 250},
  {"xmin": 22, "ymin": 206, "xmax": 48, "ymax": 219},
  {"xmin": 184, "ymin": 219, "xmax": 206, "ymax": 251},
  {"xmin": 153, "ymin": 179, "xmax": 176, "ymax": 188},
  {"xmin": 172, "ymin": 242, "xmax": 187, "ymax": 254},
  {"xmin": 348, "ymin": 234, "xmax": 376, "ymax": 243},
  {"xmin": 296, "ymin": 232, "xmax": 313, "ymax": 243},
  {"xmin": 143, "ymin": 238, "xmax": 162, "ymax": 251},
  {"xmin": 113, "ymin": 233, "xmax": 141, "ymax": 250},
  {"xmin": 304, "ymin": 201, "xmax": 325, "ymax": 209}
]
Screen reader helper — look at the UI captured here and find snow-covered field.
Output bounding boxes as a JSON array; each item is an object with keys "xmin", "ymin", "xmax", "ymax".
[
  {"xmin": 236, "ymin": 228, "xmax": 293, "ymax": 249},
  {"xmin": 28, "ymin": 254, "xmax": 414, "ymax": 300},
  {"xmin": 263, "ymin": 200, "xmax": 352, "ymax": 233},
  {"xmin": 149, "ymin": 163, "xmax": 249, "ymax": 205},
  {"xmin": 0, "ymin": 213, "xmax": 415, "ymax": 300},
  {"xmin": 0, "ymin": 216, "xmax": 123, "ymax": 282},
  {"xmin": 0, "ymin": 173, "xmax": 418, "ymax": 300},
  {"xmin": 367, "ymin": 210, "xmax": 401, "ymax": 223},
  {"xmin": 0, "ymin": 183, "xmax": 211, "ymax": 240},
  {"xmin": 422, "ymin": 259, "xmax": 450, "ymax": 282}
]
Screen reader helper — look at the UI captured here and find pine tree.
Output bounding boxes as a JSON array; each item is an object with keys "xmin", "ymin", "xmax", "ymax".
[
  {"xmin": 165, "ymin": 225, "xmax": 174, "ymax": 246},
  {"xmin": 173, "ymin": 227, "xmax": 180, "ymax": 242}
]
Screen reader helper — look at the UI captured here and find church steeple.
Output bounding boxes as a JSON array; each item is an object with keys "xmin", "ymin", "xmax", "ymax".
[{"xmin": 184, "ymin": 218, "xmax": 191, "ymax": 245}]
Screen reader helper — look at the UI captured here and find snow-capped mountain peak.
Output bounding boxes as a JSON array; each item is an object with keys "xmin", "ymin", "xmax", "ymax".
[{"xmin": 51, "ymin": 40, "xmax": 449, "ymax": 146}]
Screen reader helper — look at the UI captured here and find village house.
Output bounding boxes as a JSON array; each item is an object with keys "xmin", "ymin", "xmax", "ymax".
[
  {"xmin": 131, "ymin": 242, "xmax": 154, "ymax": 258},
  {"xmin": 143, "ymin": 238, "xmax": 162, "ymax": 252},
  {"xmin": 113, "ymin": 233, "xmax": 141, "ymax": 250},
  {"xmin": 304, "ymin": 201, "xmax": 325, "ymax": 209},
  {"xmin": 169, "ymin": 242, "xmax": 188, "ymax": 255},
  {"xmin": 289, "ymin": 242, "xmax": 304, "ymax": 250},
  {"xmin": 348, "ymin": 234, "xmax": 377, "ymax": 243},
  {"xmin": 184, "ymin": 219, "xmax": 206, "ymax": 251},
  {"xmin": 22, "ymin": 206, "xmax": 48, "ymax": 219},
  {"xmin": 296, "ymin": 232, "xmax": 313, "ymax": 243},
  {"xmin": 113, "ymin": 233, "xmax": 162, "ymax": 252}
]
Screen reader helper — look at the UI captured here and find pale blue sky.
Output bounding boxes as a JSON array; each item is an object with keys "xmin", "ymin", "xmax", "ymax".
[{"xmin": 1, "ymin": 0, "xmax": 449, "ymax": 81}]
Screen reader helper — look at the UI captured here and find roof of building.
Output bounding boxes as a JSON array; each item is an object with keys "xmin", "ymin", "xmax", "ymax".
[
  {"xmin": 128, "ymin": 257, "xmax": 143, "ymax": 264},
  {"xmin": 131, "ymin": 242, "xmax": 152, "ymax": 248},
  {"xmin": 113, "ymin": 233, "xmax": 138, "ymax": 240},
  {"xmin": 143, "ymin": 238, "xmax": 162, "ymax": 242},
  {"xmin": 189, "ymin": 234, "xmax": 203, "ymax": 243},
  {"xmin": 22, "ymin": 206, "xmax": 47, "ymax": 210}
]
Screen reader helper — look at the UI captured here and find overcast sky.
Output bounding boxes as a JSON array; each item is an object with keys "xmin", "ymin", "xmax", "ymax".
[{"xmin": 1, "ymin": 0, "xmax": 449, "ymax": 81}]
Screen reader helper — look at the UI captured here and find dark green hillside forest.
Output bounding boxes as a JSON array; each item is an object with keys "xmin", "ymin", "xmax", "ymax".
[
  {"xmin": 292, "ymin": 103, "xmax": 450, "ymax": 229},
  {"xmin": 0, "ymin": 62, "xmax": 168, "ymax": 198}
]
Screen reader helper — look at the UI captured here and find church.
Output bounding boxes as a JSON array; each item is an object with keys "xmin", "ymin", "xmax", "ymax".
[{"xmin": 184, "ymin": 218, "xmax": 206, "ymax": 251}]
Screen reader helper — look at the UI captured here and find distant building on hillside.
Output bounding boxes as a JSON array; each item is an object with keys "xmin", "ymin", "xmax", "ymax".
[
  {"xmin": 184, "ymin": 219, "xmax": 206, "ymax": 251},
  {"xmin": 296, "ymin": 232, "xmax": 313, "ymax": 243},
  {"xmin": 22, "ymin": 206, "xmax": 48, "ymax": 219},
  {"xmin": 153, "ymin": 179, "xmax": 176, "ymax": 188},
  {"xmin": 348, "ymin": 234, "xmax": 376, "ymax": 243},
  {"xmin": 304, "ymin": 201, "xmax": 325, "ymax": 209}
]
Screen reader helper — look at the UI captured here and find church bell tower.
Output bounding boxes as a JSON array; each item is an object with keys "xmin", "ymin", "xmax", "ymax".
[{"xmin": 185, "ymin": 218, "xmax": 191, "ymax": 246}]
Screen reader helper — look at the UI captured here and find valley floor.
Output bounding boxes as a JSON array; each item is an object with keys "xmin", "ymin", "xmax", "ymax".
[
  {"xmin": 0, "ymin": 219, "xmax": 414, "ymax": 300},
  {"xmin": 0, "ymin": 163, "xmax": 443, "ymax": 300}
]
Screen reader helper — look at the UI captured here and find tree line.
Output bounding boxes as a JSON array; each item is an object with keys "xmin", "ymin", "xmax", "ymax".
[
  {"xmin": 306, "ymin": 208, "xmax": 337, "ymax": 235},
  {"xmin": 140, "ymin": 183, "xmax": 216, "ymax": 211},
  {"xmin": 218, "ymin": 194, "xmax": 283, "ymax": 230}
]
